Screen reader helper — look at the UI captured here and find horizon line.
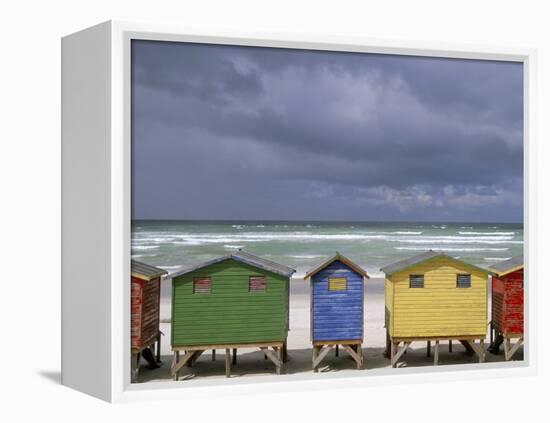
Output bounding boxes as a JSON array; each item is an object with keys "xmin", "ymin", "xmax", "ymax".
[{"xmin": 131, "ymin": 218, "xmax": 523, "ymax": 225}]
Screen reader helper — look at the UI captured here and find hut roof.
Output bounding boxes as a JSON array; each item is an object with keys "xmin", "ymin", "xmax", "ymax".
[
  {"xmin": 170, "ymin": 250, "xmax": 296, "ymax": 279},
  {"xmin": 488, "ymin": 255, "xmax": 524, "ymax": 276},
  {"xmin": 131, "ymin": 259, "xmax": 168, "ymax": 281},
  {"xmin": 380, "ymin": 250, "xmax": 490, "ymax": 276},
  {"xmin": 304, "ymin": 252, "xmax": 369, "ymax": 279}
]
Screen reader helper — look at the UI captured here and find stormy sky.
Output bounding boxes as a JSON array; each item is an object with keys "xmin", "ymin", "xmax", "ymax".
[{"xmin": 131, "ymin": 40, "xmax": 523, "ymax": 223}]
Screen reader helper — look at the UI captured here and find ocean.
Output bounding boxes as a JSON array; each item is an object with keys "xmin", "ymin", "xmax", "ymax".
[{"xmin": 131, "ymin": 220, "xmax": 523, "ymax": 278}]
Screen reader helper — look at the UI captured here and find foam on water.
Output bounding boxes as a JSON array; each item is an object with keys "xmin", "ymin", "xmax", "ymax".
[
  {"xmin": 290, "ymin": 254, "xmax": 326, "ymax": 259},
  {"xmin": 158, "ymin": 233, "xmax": 389, "ymax": 242},
  {"xmin": 484, "ymin": 257, "xmax": 512, "ymax": 261},
  {"xmin": 398, "ymin": 238, "xmax": 522, "ymax": 245},
  {"xmin": 131, "ymin": 220, "xmax": 523, "ymax": 274},
  {"xmin": 458, "ymin": 231, "xmax": 515, "ymax": 236},
  {"xmin": 395, "ymin": 246, "xmax": 509, "ymax": 252}
]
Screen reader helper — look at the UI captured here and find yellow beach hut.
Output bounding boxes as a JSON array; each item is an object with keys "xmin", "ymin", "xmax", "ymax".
[{"xmin": 381, "ymin": 250, "xmax": 490, "ymax": 367}]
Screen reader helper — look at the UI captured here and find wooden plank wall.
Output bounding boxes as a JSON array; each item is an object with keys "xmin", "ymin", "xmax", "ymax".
[
  {"xmin": 311, "ymin": 260, "xmax": 363, "ymax": 342},
  {"xmin": 389, "ymin": 257, "xmax": 487, "ymax": 338},
  {"xmin": 504, "ymin": 269, "xmax": 524, "ymax": 336},
  {"xmin": 131, "ymin": 276, "xmax": 143, "ymax": 350},
  {"xmin": 171, "ymin": 260, "xmax": 289, "ymax": 346},
  {"xmin": 384, "ymin": 277, "xmax": 394, "ymax": 333},
  {"xmin": 140, "ymin": 277, "xmax": 160, "ymax": 345},
  {"xmin": 491, "ymin": 276, "xmax": 506, "ymax": 334}
]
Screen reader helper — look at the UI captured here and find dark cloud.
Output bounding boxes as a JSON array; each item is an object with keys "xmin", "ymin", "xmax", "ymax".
[{"xmin": 131, "ymin": 40, "xmax": 523, "ymax": 222}]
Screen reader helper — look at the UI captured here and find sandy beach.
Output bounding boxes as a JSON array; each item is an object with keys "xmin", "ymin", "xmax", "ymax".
[{"xmin": 136, "ymin": 277, "xmax": 523, "ymax": 383}]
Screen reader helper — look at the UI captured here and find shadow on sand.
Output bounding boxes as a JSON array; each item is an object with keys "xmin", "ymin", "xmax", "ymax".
[{"xmin": 135, "ymin": 343, "xmax": 524, "ymax": 383}]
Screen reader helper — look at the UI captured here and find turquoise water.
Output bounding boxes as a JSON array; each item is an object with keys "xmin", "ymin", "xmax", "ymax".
[{"xmin": 131, "ymin": 220, "xmax": 523, "ymax": 277}]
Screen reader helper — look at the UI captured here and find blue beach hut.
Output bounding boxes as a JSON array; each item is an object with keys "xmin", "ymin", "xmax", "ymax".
[{"xmin": 304, "ymin": 253, "xmax": 369, "ymax": 371}]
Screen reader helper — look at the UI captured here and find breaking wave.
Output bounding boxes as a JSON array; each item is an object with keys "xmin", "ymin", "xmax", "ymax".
[
  {"xmin": 458, "ymin": 231, "xmax": 515, "ymax": 236},
  {"xmin": 395, "ymin": 246, "xmax": 509, "ymax": 252}
]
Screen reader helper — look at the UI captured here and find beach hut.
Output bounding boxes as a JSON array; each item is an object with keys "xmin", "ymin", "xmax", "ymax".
[
  {"xmin": 304, "ymin": 253, "xmax": 368, "ymax": 371},
  {"xmin": 381, "ymin": 250, "xmax": 490, "ymax": 367},
  {"xmin": 131, "ymin": 259, "xmax": 168, "ymax": 382},
  {"xmin": 488, "ymin": 256, "xmax": 524, "ymax": 360},
  {"xmin": 169, "ymin": 250, "xmax": 295, "ymax": 380}
]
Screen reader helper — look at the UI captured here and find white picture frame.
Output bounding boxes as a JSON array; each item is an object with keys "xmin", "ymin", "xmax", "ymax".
[{"xmin": 61, "ymin": 20, "xmax": 537, "ymax": 403}]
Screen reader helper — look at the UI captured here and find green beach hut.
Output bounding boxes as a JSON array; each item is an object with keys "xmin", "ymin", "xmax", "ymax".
[{"xmin": 169, "ymin": 250, "xmax": 295, "ymax": 380}]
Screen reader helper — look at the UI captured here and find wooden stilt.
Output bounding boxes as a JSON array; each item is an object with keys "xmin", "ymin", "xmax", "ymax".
[
  {"xmin": 391, "ymin": 341, "xmax": 410, "ymax": 367},
  {"xmin": 449, "ymin": 340, "xmax": 453, "ymax": 353},
  {"xmin": 131, "ymin": 352, "xmax": 140, "ymax": 383},
  {"xmin": 171, "ymin": 342, "xmax": 284, "ymax": 379},
  {"xmin": 225, "ymin": 348, "xmax": 231, "ymax": 378},
  {"xmin": 185, "ymin": 349, "xmax": 200, "ymax": 368},
  {"xmin": 384, "ymin": 330, "xmax": 391, "ymax": 358},
  {"xmin": 312, "ymin": 347, "xmax": 318, "ymax": 372},
  {"xmin": 434, "ymin": 340, "xmax": 439, "ymax": 365},
  {"xmin": 390, "ymin": 341, "xmax": 397, "ymax": 367},
  {"xmin": 171, "ymin": 352, "xmax": 178, "ymax": 381},
  {"xmin": 460, "ymin": 339, "xmax": 475, "ymax": 355},
  {"xmin": 190, "ymin": 350, "xmax": 203, "ymax": 366},
  {"xmin": 504, "ymin": 337, "xmax": 523, "ymax": 361},
  {"xmin": 504, "ymin": 337, "xmax": 511, "ymax": 361},
  {"xmin": 312, "ymin": 345, "xmax": 333, "ymax": 371},
  {"xmin": 156, "ymin": 333, "xmax": 162, "ymax": 363},
  {"xmin": 171, "ymin": 350, "xmax": 197, "ymax": 380},
  {"xmin": 342, "ymin": 344, "xmax": 363, "ymax": 369},
  {"xmin": 259, "ymin": 347, "xmax": 282, "ymax": 373},
  {"xmin": 335, "ymin": 344, "xmax": 339, "ymax": 357},
  {"xmin": 465, "ymin": 339, "xmax": 485, "ymax": 363},
  {"xmin": 427, "ymin": 340, "xmax": 431, "ymax": 357},
  {"xmin": 479, "ymin": 339, "xmax": 485, "ymax": 363},
  {"xmin": 282, "ymin": 340, "xmax": 288, "ymax": 363}
]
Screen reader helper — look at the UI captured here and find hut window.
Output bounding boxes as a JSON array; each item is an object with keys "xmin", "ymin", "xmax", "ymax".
[
  {"xmin": 456, "ymin": 274, "xmax": 471, "ymax": 288},
  {"xmin": 249, "ymin": 276, "xmax": 267, "ymax": 292},
  {"xmin": 193, "ymin": 277, "xmax": 211, "ymax": 294},
  {"xmin": 328, "ymin": 277, "xmax": 347, "ymax": 291},
  {"xmin": 409, "ymin": 274, "xmax": 424, "ymax": 288}
]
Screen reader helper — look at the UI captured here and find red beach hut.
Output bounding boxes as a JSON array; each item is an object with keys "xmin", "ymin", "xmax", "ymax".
[
  {"xmin": 488, "ymin": 256, "xmax": 524, "ymax": 360},
  {"xmin": 131, "ymin": 259, "xmax": 168, "ymax": 381}
]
